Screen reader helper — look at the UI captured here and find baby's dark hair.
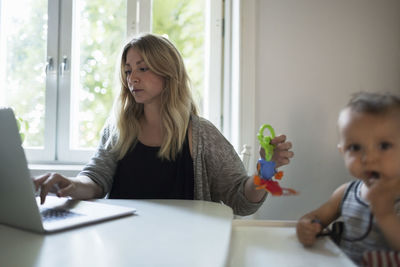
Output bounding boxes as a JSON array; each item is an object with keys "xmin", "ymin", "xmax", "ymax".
[{"xmin": 346, "ymin": 91, "xmax": 400, "ymax": 114}]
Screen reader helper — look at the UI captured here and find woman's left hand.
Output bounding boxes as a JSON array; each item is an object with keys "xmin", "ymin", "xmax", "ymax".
[{"xmin": 267, "ymin": 134, "xmax": 294, "ymax": 168}]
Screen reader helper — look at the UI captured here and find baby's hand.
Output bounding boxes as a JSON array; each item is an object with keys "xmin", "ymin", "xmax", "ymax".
[
  {"xmin": 367, "ymin": 177, "xmax": 400, "ymax": 220},
  {"xmin": 296, "ymin": 218, "xmax": 322, "ymax": 247}
]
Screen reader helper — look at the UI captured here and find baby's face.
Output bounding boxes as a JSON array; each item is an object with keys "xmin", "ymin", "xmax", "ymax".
[{"xmin": 338, "ymin": 108, "xmax": 400, "ymax": 187}]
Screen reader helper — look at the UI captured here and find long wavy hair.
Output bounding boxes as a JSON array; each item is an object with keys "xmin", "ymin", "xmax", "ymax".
[{"xmin": 106, "ymin": 33, "xmax": 198, "ymax": 161}]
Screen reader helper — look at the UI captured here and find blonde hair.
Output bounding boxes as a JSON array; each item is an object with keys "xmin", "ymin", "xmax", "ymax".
[{"xmin": 106, "ymin": 33, "xmax": 198, "ymax": 160}]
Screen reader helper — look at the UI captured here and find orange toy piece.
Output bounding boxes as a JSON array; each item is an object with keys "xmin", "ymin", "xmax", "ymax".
[
  {"xmin": 254, "ymin": 175, "xmax": 283, "ymax": 195},
  {"xmin": 274, "ymin": 171, "xmax": 284, "ymax": 180},
  {"xmin": 254, "ymin": 172, "xmax": 297, "ymax": 196}
]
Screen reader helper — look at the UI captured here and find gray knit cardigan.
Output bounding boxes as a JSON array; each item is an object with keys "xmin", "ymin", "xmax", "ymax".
[{"xmin": 79, "ymin": 114, "xmax": 266, "ymax": 215}]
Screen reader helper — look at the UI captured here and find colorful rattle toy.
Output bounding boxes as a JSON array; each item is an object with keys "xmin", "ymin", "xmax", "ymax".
[{"xmin": 253, "ymin": 124, "xmax": 298, "ymax": 196}]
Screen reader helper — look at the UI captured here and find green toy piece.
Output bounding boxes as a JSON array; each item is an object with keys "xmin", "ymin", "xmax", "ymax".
[
  {"xmin": 254, "ymin": 123, "xmax": 298, "ymax": 196},
  {"xmin": 257, "ymin": 124, "xmax": 275, "ymax": 161}
]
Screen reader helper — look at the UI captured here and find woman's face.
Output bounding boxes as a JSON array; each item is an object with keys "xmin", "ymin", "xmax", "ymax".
[{"xmin": 124, "ymin": 47, "xmax": 165, "ymax": 106}]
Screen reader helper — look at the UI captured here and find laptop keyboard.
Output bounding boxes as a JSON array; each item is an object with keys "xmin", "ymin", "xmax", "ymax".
[{"xmin": 40, "ymin": 208, "xmax": 82, "ymax": 222}]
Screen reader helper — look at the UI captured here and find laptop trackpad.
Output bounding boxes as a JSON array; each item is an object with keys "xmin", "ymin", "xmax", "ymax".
[{"xmin": 36, "ymin": 196, "xmax": 135, "ymax": 232}]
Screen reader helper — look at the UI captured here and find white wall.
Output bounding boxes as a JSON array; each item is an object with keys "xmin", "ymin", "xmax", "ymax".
[{"xmin": 249, "ymin": 0, "xmax": 400, "ymax": 220}]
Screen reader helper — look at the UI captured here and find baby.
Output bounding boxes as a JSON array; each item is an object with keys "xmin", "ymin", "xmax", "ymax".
[{"xmin": 296, "ymin": 92, "xmax": 400, "ymax": 265}]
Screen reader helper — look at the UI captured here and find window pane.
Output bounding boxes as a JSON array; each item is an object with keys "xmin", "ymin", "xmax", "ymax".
[
  {"xmin": 71, "ymin": 0, "xmax": 126, "ymax": 149},
  {"xmin": 0, "ymin": 0, "xmax": 48, "ymax": 147},
  {"xmin": 152, "ymin": 0, "xmax": 205, "ymax": 114}
]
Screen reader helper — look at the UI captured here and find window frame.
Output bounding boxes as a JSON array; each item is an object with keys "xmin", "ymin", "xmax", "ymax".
[
  {"xmin": 0, "ymin": 0, "xmax": 224, "ymax": 164},
  {"xmin": 21, "ymin": 0, "xmax": 59, "ymax": 162},
  {"xmin": 223, "ymin": 0, "xmax": 257, "ymax": 170}
]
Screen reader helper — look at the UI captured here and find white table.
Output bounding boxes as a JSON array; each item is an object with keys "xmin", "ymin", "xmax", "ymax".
[
  {"xmin": 0, "ymin": 199, "xmax": 233, "ymax": 267},
  {"xmin": 0, "ymin": 199, "xmax": 356, "ymax": 267},
  {"xmin": 228, "ymin": 220, "xmax": 356, "ymax": 267}
]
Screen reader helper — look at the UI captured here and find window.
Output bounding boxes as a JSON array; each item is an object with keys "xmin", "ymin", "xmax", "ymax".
[{"xmin": 0, "ymin": 0, "xmax": 223, "ymax": 164}]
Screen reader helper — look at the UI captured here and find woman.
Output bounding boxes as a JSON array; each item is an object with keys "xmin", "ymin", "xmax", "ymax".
[{"xmin": 34, "ymin": 33, "xmax": 293, "ymax": 216}]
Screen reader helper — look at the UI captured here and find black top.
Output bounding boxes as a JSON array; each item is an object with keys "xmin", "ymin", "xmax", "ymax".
[{"xmin": 109, "ymin": 133, "xmax": 194, "ymax": 200}]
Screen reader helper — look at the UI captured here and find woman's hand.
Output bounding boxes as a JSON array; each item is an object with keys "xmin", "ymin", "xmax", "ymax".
[
  {"xmin": 33, "ymin": 173, "xmax": 76, "ymax": 204},
  {"xmin": 259, "ymin": 134, "xmax": 293, "ymax": 168},
  {"xmin": 33, "ymin": 173, "xmax": 102, "ymax": 204}
]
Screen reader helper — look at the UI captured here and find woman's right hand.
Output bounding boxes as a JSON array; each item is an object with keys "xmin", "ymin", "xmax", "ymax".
[{"xmin": 33, "ymin": 173, "xmax": 77, "ymax": 204}]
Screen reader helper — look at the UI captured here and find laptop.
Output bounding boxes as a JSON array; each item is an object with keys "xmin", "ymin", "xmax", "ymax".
[{"xmin": 0, "ymin": 107, "xmax": 136, "ymax": 233}]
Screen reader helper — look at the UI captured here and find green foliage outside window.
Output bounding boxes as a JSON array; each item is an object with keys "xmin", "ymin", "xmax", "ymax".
[
  {"xmin": 152, "ymin": 0, "xmax": 205, "ymax": 112},
  {"xmin": 78, "ymin": 0, "xmax": 205, "ymax": 148},
  {"xmin": 75, "ymin": 0, "xmax": 127, "ymax": 148},
  {"xmin": 4, "ymin": 0, "xmax": 47, "ymax": 147},
  {"xmin": 5, "ymin": 0, "xmax": 205, "ymax": 150}
]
